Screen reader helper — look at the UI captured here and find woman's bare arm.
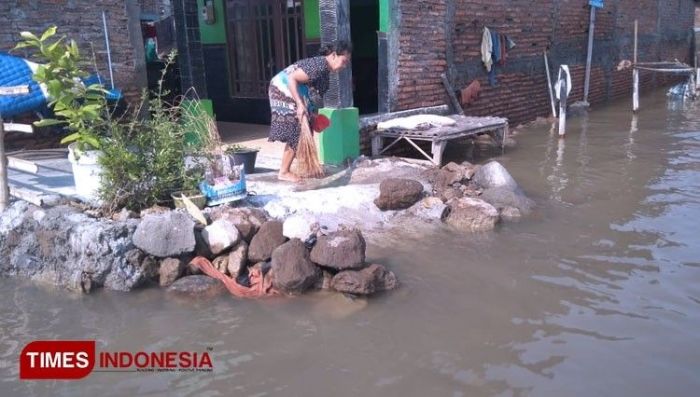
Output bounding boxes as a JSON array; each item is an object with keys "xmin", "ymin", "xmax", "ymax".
[{"xmin": 287, "ymin": 68, "xmax": 310, "ymax": 119}]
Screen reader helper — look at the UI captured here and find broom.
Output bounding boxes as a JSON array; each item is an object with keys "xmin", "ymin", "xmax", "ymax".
[{"xmin": 295, "ymin": 114, "xmax": 324, "ymax": 178}]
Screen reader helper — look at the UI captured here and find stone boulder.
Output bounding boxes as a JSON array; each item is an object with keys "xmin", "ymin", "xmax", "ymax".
[
  {"xmin": 408, "ymin": 197, "xmax": 449, "ymax": 221},
  {"xmin": 374, "ymin": 178, "xmax": 424, "ymax": 211},
  {"xmin": 133, "ymin": 212, "xmax": 196, "ymax": 257},
  {"xmin": 0, "ymin": 203, "xmax": 149, "ymax": 292},
  {"xmin": 310, "ymin": 229, "xmax": 366, "ymax": 270},
  {"xmin": 282, "ymin": 214, "xmax": 319, "ymax": 242},
  {"xmin": 209, "ymin": 207, "xmax": 268, "ymax": 242},
  {"xmin": 167, "ymin": 275, "xmax": 224, "ymax": 297},
  {"xmin": 125, "ymin": 249, "xmax": 158, "ymax": 281},
  {"xmin": 472, "ymin": 161, "xmax": 519, "ymax": 191},
  {"xmin": 331, "ymin": 264, "xmax": 398, "ymax": 295},
  {"xmin": 201, "ymin": 219, "xmax": 240, "ymax": 255},
  {"xmin": 479, "ymin": 187, "xmax": 535, "ymax": 215},
  {"xmin": 313, "ymin": 270, "xmax": 335, "ymax": 290},
  {"xmin": 227, "ymin": 241, "xmax": 248, "ymax": 277},
  {"xmin": 440, "ymin": 186, "xmax": 464, "ymax": 202},
  {"xmin": 270, "ymin": 239, "xmax": 320, "ymax": 294},
  {"xmin": 500, "ymin": 206, "xmax": 522, "ymax": 222},
  {"xmin": 445, "ymin": 197, "xmax": 500, "ymax": 231},
  {"xmin": 159, "ymin": 257, "xmax": 184, "ymax": 287},
  {"xmin": 212, "ymin": 255, "xmax": 229, "ymax": 274},
  {"xmin": 444, "ymin": 161, "xmax": 479, "ymax": 180},
  {"xmin": 248, "ymin": 220, "xmax": 287, "ymax": 262},
  {"xmin": 433, "ymin": 169, "xmax": 462, "ymax": 193}
]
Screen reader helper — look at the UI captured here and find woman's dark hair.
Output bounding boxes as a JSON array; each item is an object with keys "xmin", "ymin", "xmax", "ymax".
[{"xmin": 319, "ymin": 40, "xmax": 353, "ymax": 56}]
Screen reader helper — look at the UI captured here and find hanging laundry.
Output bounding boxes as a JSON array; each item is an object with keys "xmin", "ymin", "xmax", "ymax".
[
  {"xmin": 491, "ymin": 29, "xmax": 501, "ymax": 65},
  {"xmin": 499, "ymin": 34, "xmax": 507, "ymax": 65},
  {"xmin": 481, "ymin": 27, "xmax": 493, "ymax": 72}
]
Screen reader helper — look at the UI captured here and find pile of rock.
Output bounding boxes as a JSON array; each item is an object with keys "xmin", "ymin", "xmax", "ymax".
[
  {"xmin": 133, "ymin": 207, "xmax": 397, "ymax": 297},
  {"xmin": 373, "ymin": 160, "xmax": 534, "ymax": 232}
]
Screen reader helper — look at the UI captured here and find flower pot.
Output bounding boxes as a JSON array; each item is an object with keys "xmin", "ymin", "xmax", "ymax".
[
  {"xmin": 67, "ymin": 143, "xmax": 103, "ymax": 202},
  {"xmin": 171, "ymin": 190, "xmax": 207, "ymax": 209},
  {"xmin": 229, "ymin": 150, "xmax": 258, "ymax": 175}
]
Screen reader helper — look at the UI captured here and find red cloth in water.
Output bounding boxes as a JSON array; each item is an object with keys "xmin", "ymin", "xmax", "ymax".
[{"xmin": 189, "ymin": 257, "xmax": 278, "ymax": 298}]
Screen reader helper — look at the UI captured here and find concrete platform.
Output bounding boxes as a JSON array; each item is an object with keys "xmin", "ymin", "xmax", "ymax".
[
  {"xmin": 5, "ymin": 122, "xmax": 334, "ymax": 206},
  {"xmin": 6, "ymin": 149, "xmax": 76, "ymax": 205}
]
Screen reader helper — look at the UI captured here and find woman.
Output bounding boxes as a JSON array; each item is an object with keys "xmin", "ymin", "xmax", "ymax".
[{"xmin": 268, "ymin": 41, "xmax": 352, "ymax": 182}]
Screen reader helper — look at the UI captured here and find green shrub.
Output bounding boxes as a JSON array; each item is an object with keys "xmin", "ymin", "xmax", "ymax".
[
  {"xmin": 98, "ymin": 52, "xmax": 211, "ymax": 211},
  {"xmin": 14, "ymin": 26, "xmax": 108, "ymax": 152}
]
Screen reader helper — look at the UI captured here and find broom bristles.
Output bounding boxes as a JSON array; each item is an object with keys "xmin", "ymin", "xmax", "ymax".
[{"xmin": 296, "ymin": 116, "xmax": 324, "ymax": 178}]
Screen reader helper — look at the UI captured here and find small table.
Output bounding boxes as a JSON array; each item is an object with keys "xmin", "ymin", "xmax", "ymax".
[{"xmin": 371, "ymin": 115, "xmax": 509, "ymax": 166}]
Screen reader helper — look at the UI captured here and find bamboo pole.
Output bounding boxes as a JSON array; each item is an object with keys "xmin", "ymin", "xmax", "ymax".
[
  {"xmin": 633, "ymin": 20, "xmax": 639, "ymax": 112},
  {"xmin": 544, "ymin": 51, "xmax": 557, "ymax": 118},
  {"xmin": 583, "ymin": 6, "xmax": 596, "ymax": 103}
]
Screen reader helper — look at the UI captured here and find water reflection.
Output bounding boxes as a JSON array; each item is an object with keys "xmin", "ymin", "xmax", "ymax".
[{"xmin": 2, "ymin": 91, "xmax": 700, "ymax": 396}]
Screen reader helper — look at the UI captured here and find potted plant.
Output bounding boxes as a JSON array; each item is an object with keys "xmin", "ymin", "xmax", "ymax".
[
  {"xmin": 15, "ymin": 27, "xmax": 109, "ymax": 202},
  {"xmin": 225, "ymin": 144, "xmax": 259, "ymax": 175}
]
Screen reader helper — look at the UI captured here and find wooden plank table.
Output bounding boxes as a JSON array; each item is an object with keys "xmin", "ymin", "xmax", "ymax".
[{"xmin": 371, "ymin": 115, "xmax": 509, "ymax": 166}]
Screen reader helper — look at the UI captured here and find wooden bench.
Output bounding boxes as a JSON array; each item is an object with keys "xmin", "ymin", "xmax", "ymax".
[{"xmin": 370, "ymin": 115, "xmax": 509, "ymax": 166}]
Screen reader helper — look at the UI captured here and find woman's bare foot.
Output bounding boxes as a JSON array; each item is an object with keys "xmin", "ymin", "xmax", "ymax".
[{"xmin": 278, "ymin": 171, "xmax": 301, "ymax": 182}]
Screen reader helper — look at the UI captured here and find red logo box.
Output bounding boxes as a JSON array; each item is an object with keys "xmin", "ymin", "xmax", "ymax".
[{"xmin": 20, "ymin": 340, "xmax": 95, "ymax": 380}]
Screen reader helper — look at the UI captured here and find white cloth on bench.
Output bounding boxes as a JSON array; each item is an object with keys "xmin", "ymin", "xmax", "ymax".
[{"xmin": 377, "ymin": 114, "xmax": 457, "ymax": 131}]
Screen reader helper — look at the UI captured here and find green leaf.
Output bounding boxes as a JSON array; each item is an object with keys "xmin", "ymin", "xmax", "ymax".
[
  {"xmin": 19, "ymin": 31, "xmax": 39, "ymax": 41},
  {"xmin": 12, "ymin": 42, "xmax": 31, "ymax": 50},
  {"xmin": 34, "ymin": 118, "xmax": 65, "ymax": 127},
  {"xmin": 40, "ymin": 26, "xmax": 57, "ymax": 41},
  {"xmin": 69, "ymin": 40, "xmax": 79, "ymax": 57},
  {"xmin": 83, "ymin": 136, "xmax": 101, "ymax": 149},
  {"xmin": 46, "ymin": 39, "xmax": 63, "ymax": 55},
  {"xmin": 33, "ymin": 66, "xmax": 46, "ymax": 81},
  {"xmin": 60, "ymin": 132, "xmax": 81, "ymax": 144}
]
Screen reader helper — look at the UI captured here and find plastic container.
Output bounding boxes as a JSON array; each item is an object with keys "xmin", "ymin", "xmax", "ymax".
[
  {"xmin": 229, "ymin": 149, "xmax": 258, "ymax": 175},
  {"xmin": 171, "ymin": 190, "xmax": 207, "ymax": 209},
  {"xmin": 68, "ymin": 143, "xmax": 103, "ymax": 203}
]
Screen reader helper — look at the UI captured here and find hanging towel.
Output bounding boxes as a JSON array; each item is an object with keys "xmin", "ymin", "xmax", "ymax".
[
  {"xmin": 481, "ymin": 27, "xmax": 493, "ymax": 72},
  {"xmin": 554, "ymin": 65, "xmax": 572, "ymax": 100},
  {"xmin": 491, "ymin": 29, "xmax": 501, "ymax": 65}
]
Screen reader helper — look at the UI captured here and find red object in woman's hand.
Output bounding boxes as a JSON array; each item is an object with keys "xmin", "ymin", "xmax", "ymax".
[{"xmin": 312, "ymin": 114, "xmax": 330, "ymax": 132}]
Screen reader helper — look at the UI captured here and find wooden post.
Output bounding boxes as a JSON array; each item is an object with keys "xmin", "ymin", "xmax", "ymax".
[
  {"xmin": 0, "ymin": 117, "xmax": 7, "ymax": 211},
  {"xmin": 441, "ymin": 73, "xmax": 465, "ymax": 116},
  {"xmin": 633, "ymin": 20, "xmax": 639, "ymax": 112},
  {"xmin": 0, "ymin": 85, "xmax": 31, "ymax": 211},
  {"xmin": 583, "ymin": 6, "xmax": 596, "ymax": 104},
  {"xmin": 544, "ymin": 51, "xmax": 557, "ymax": 118}
]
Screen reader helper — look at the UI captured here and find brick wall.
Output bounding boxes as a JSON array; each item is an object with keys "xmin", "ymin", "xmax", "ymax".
[
  {"xmin": 0, "ymin": 0, "xmax": 146, "ymax": 104},
  {"xmin": 394, "ymin": 0, "xmax": 695, "ymax": 125}
]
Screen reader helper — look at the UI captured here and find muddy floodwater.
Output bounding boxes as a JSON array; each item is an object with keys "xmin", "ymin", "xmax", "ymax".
[{"xmin": 2, "ymin": 89, "xmax": 700, "ymax": 396}]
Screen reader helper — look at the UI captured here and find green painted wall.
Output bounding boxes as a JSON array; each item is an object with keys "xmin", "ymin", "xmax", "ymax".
[
  {"xmin": 197, "ymin": 0, "xmax": 226, "ymax": 44},
  {"xmin": 304, "ymin": 0, "xmax": 320, "ymax": 39},
  {"xmin": 379, "ymin": 0, "xmax": 389, "ymax": 32}
]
